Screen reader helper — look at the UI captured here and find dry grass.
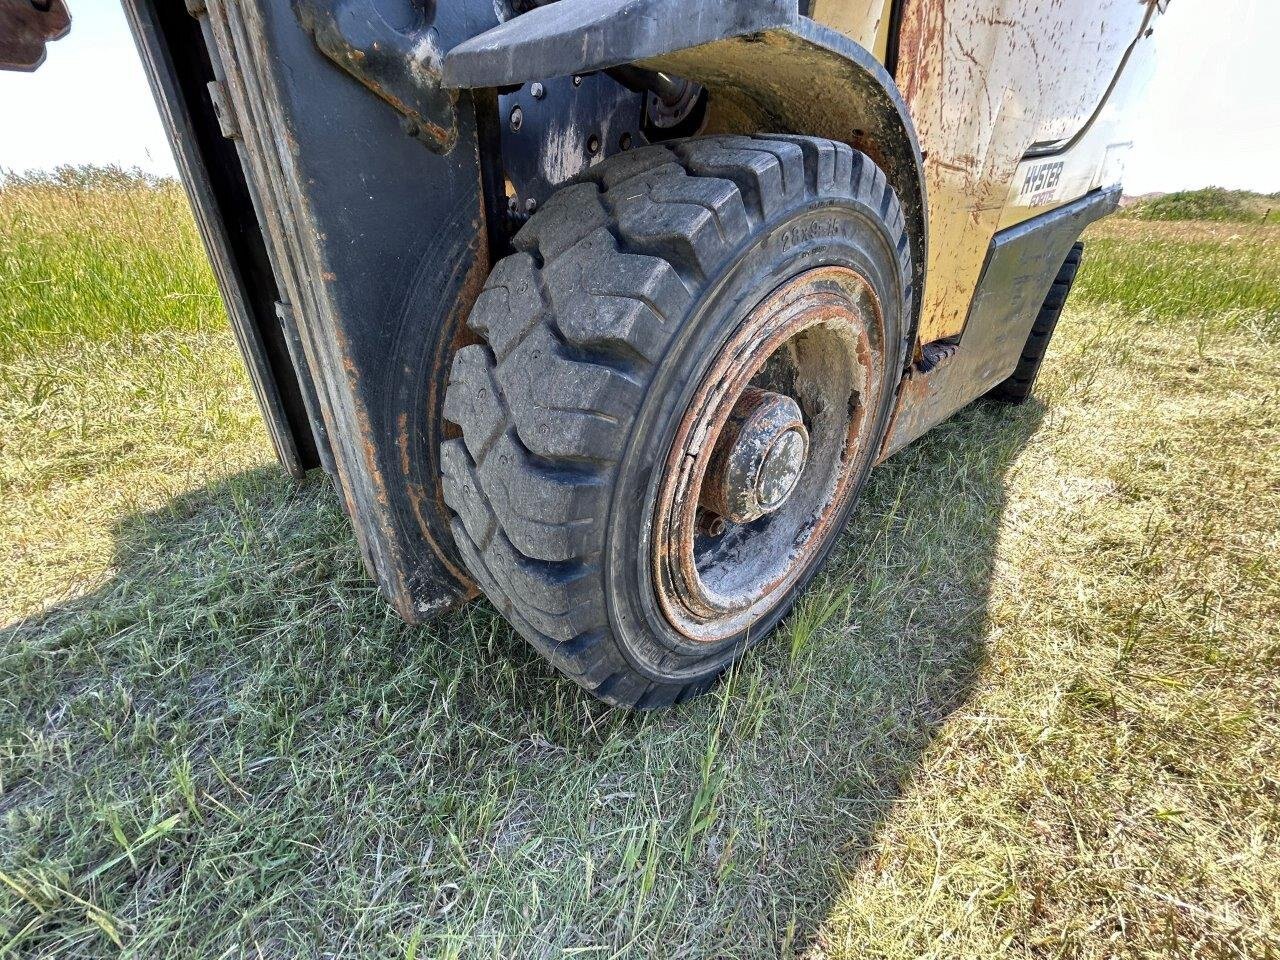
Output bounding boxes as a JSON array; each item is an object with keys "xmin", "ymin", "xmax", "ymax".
[{"xmin": 1, "ymin": 176, "xmax": 1277, "ymax": 958}]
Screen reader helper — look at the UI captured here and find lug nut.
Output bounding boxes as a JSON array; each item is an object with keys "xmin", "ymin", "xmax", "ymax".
[{"xmin": 696, "ymin": 511, "xmax": 727, "ymax": 538}]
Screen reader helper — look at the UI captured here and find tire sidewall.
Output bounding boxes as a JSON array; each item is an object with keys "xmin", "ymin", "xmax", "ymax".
[{"xmin": 605, "ymin": 195, "xmax": 909, "ymax": 682}]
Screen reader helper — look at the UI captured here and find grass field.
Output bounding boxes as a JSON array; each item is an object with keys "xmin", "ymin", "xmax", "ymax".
[
  {"xmin": 1122, "ymin": 187, "xmax": 1279, "ymax": 225},
  {"xmin": 1, "ymin": 172, "xmax": 1278, "ymax": 958}
]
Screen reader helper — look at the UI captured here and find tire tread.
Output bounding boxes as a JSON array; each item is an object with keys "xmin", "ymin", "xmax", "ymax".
[
  {"xmin": 988, "ymin": 242, "xmax": 1085, "ymax": 404},
  {"xmin": 443, "ymin": 136, "xmax": 912, "ymax": 706}
]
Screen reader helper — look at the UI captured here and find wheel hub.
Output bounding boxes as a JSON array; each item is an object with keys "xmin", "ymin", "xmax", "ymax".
[
  {"xmin": 651, "ymin": 266, "xmax": 886, "ymax": 644},
  {"xmin": 700, "ymin": 387, "xmax": 809, "ymax": 524}
]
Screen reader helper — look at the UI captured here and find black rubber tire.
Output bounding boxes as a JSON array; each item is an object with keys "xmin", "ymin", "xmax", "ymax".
[
  {"xmin": 441, "ymin": 135, "xmax": 912, "ymax": 707},
  {"xmin": 988, "ymin": 242, "xmax": 1085, "ymax": 404}
]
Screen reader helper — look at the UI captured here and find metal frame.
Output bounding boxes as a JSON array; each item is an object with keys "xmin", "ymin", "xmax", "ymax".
[
  {"xmin": 121, "ymin": 0, "xmax": 323, "ymax": 478},
  {"xmin": 125, "ymin": 0, "xmax": 507, "ymax": 619}
]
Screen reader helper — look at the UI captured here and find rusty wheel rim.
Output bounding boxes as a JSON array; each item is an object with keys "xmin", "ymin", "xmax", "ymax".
[{"xmin": 652, "ymin": 266, "xmax": 886, "ymax": 644}]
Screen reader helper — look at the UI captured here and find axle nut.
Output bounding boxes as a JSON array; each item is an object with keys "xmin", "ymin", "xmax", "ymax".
[{"xmin": 700, "ymin": 388, "xmax": 808, "ymax": 524}]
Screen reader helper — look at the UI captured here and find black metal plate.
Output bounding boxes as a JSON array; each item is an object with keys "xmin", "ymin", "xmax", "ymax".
[{"xmin": 498, "ymin": 72, "xmax": 647, "ymax": 212}]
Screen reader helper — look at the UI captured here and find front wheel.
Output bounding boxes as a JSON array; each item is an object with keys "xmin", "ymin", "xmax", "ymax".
[{"xmin": 442, "ymin": 135, "xmax": 913, "ymax": 707}]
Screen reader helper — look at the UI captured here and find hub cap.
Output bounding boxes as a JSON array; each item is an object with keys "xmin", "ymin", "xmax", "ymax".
[
  {"xmin": 701, "ymin": 387, "xmax": 809, "ymax": 524},
  {"xmin": 652, "ymin": 266, "xmax": 885, "ymax": 643}
]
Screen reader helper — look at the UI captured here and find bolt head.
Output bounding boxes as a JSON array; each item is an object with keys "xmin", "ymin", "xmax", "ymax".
[
  {"xmin": 509, "ymin": 105, "xmax": 523, "ymax": 131},
  {"xmin": 695, "ymin": 510, "xmax": 727, "ymax": 537}
]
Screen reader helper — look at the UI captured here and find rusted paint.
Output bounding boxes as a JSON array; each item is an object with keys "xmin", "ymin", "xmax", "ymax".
[
  {"xmin": 294, "ymin": 0, "xmax": 459, "ymax": 153},
  {"xmin": 404, "ymin": 213, "xmax": 492, "ymax": 599},
  {"xmin": 875, "ymin": 361, "xmax": 929, "ymax": 463},
  {"xmin": 373, "ymin": 207, "xmax": 490, "ymax": 604},
  {"xmin": 881, "ymin": 187, "xmax": 1119, "ymax": 459},
  {"xmin": 652, "ymin": 266, "xmax": 884, "ymax": 643},
  {"xmin": 175, "ymin": 0, "xmax": 496, "ymax": 622},
  {"xmin": 700, "ymin": 387, "xmax": 809, "ymax": 524},
  {"xmin": 120, "ymin": 0, "xmax": 325, "ymax": 479},
  {"xmin": 890, "ymin": 0, "xmax": 1159, "ymax": 343}
]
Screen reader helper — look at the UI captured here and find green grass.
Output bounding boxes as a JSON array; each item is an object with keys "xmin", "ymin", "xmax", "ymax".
[
  {"xmin": 0, "ymin": 167, "xmax": 219, "ymax": 361},
  {"xmin": 1124, "ymin": 187, "xmax": 1280, "ymax": 224},
  {"xmin": 1074, "ymin": 218, "xmax": 1280, "ymax": 338},
  {"xmin": 1, "ymin": 174, "xmax": 1278, "ymax": 958}
]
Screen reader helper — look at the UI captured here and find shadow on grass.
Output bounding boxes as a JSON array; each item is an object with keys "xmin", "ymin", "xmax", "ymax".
[{"xmin": 0, "ymin": 398, "xmax": 1044, "ymax": 958}]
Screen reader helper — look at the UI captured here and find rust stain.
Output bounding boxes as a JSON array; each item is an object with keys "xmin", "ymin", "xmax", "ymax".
[
  {"xmin": 895, "ymin": 0, "xmax": 1151, "ymax": 343},
  {"xmin": 396, "ymin": 411, "xmax": 413, "ymax": 476},
  {"xmin": 876, "ymin": 364, "xmax": 931, "ymax": 463},
  {"xmin": 294, "ymin": 1, "xmax": 458, "ymax": 152},
  {"xmin": 652, "ymin": 266, "xmax": 885, "ymax": 644},
  {"xmin": 408, "ymin": 212, "xmax": 491, "ymax": 598}
]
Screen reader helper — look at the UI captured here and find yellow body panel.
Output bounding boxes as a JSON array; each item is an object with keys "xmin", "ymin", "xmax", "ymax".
[
  {"xmin": 811, "ymin": 0, "xmax": 1162, "ymax": 342},
  {"xmin": 809, "ymin": 0, "xmax": 895, "ymax": 61}
]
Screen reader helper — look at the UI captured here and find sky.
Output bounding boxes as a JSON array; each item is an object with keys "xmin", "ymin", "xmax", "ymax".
[{"xmin": 0, "ymin": 2, "xmax": 1277, "ymax": 195}]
